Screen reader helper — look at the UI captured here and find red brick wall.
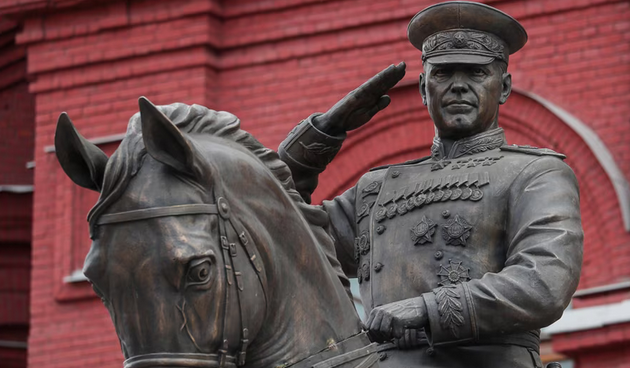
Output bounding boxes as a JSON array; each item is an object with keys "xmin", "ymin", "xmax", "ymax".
[
  {"xmin": 0, "ymin": 241, "xmax": 30, "ymax": 368},
  {"xmin": 0, "ymin": 0, "xmax": 627, "ymax": 367},
  {"xmin": 0, "ymin": 18, "xmax": 33, "ymax": 368}
]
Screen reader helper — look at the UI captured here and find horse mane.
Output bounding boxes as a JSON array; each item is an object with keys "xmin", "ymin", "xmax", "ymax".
[{"xmin": 87, "ymin": 103, "xmax": 303, "ymax": 227}]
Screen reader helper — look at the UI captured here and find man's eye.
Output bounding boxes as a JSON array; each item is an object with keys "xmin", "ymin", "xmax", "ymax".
[
  {"xmin": 434, "ymin": 69, "xmax": 449, "ymax": 76},
  {"xmin": 472, "ymin": 68, "xmax": 485, "ymax": 75}
]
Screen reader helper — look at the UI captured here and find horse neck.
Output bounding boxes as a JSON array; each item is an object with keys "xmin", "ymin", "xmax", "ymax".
[{"xmin": 245, "ymin": 199, "xmax": 362, "ymax": 368}]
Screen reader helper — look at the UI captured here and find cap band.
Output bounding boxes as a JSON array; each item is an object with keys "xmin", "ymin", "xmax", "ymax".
[{"xmin": 422, "ymin": 29, "xmax": 508, "ymax": 63}]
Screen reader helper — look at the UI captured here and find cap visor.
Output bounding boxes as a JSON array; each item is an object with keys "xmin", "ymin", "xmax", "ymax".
[{"xmin": 426, "ymin": 54, "xmax": 494, "ymax": 65}]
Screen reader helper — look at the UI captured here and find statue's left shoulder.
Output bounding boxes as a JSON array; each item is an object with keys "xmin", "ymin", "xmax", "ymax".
[{"xmin": 499, "ymin": 144, "xmax": 567, "ymax": 160}]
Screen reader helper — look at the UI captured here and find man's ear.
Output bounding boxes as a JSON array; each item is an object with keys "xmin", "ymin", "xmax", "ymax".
[
  {"xmin": 419, "ymin": 73, "xmax": 427, "ymax": 106},
  {"xmin": 55, "ymin": 113, "xmax": 108, "ymax": 192},
  {"xmin": 500, "ymin": 72, "xmax": 512, "ymax": 105}
]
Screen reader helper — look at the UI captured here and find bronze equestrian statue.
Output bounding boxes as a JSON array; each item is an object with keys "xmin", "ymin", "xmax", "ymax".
[
  {"xmin": 53, "ymin": 2, "xmax": 581, "ymax": 368},
  {"xmin": 279, "ymin": 2, "xmax": 583, "ymax": 368}
]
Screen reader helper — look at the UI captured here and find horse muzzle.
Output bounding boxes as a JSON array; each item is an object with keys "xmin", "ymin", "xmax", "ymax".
[{"xmin": 124, "ymin": 353, "xmax": 237, "ymax": 368}]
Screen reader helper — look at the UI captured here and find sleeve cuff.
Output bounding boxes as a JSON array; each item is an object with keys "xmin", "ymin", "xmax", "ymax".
[
  {"xmin": 278, "ymin": 114, "xmax": 346, "ymax": 173},
  {"xmin": 423, "ymin": 283, "xmax": 477, "ymax": 346}
]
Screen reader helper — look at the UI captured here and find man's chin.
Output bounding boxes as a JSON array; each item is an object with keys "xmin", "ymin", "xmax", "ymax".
[
  {"xmin": 435, "ymin": 119, "xmax": 488, "ymax": 140},
  {"xmin": 443, "ymin": 117, "xmax": 476, "ymax": 130}
]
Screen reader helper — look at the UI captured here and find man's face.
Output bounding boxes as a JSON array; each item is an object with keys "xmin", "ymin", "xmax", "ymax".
[{"xmin": 420, "ymin": 61, "xmax": 511, "ymax": 140}]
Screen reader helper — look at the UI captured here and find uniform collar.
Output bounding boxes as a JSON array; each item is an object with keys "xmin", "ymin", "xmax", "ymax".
[{"xmin": 431, "ymin": 128, "xmax": 507, "ymax": 160}]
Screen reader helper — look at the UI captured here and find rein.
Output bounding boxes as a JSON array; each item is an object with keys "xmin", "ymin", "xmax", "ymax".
[{"xmin": 93, "ymin": 193, "xmax": 265, "ymax": 368}]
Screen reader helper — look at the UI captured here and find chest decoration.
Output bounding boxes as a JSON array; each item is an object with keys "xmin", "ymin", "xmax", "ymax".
[
  {"xmin": 441, "ymin": 215, "xmax": 473, "ymax": 246},
  {"xmin": 357, "ymin": 259, "xmax": 370, "ymax": 284},
  {"xmin": 354, "ymin": 230, "xmax": 370, "ymax": 263},
  {"xmin": 410, "ymin": 216, "xmax": 437, "ymax": 245},
  {"xmin": 357, "ymin": 181, "xmax": 382, "ymax": 224},
  {"xmin": 361, "ymin": 181, "xmax": 382, "ymax": 197},
  {"xmin": 431, "ymin": 160, "xmax": 451, "ymax": 171},
  {"xmin": 437, "ymin": 260, "xmax": 471, "ymax": 286},
  {"xmin": 356, "ymin": 200, "xmax": 375, "ymax": 223},
  {"xmin": 451, "ymin": 155, "xmax": 503, "ymax": 170},
  {"xmin": 374, "ymin": 171, "xmax": 490, "ymax": 224}
]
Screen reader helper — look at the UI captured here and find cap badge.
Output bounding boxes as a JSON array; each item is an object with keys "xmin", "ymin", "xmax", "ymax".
[{"xmin": 422, "ymin": 30, "xmax": 507, "ymax": 63}]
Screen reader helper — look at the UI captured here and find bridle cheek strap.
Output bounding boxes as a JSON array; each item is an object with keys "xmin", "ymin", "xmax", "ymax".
[{"xmin": 93, "ymin": 199, "xmax": 264, "ymax": 368}]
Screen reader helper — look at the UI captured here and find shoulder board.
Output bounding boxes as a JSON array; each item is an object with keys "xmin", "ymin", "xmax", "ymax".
[
  {"xmin": 499, "ymin": 145, "xmax": 566, "ymax": 159},
  {"xmin": 369, "ymin": 156, "xmax": 431, "ymax": 172}
]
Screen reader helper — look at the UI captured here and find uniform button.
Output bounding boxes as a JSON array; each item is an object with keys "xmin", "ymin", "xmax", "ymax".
[
  {"xmin": 379, "ymin": 352, "xmax": 388, "ymax": 361},
  {"xmin": 376, "ymin": 225, "xmax": 386, "ymax": 234},
  {"xmin": 391, "ymin": 170, "xmax": 400, "ymax": 178},
  {"xmin": 374, "ymin": 262, "xmax": 383, "ymax": 272},
  {"xmin": 434, "ymin": 251, "xmax": 444, "ymax": 260},
  {"xmin": 442, "ymin": 210, "xmax": 450, "ymax": 218},
  {"xmin": 426, "ymin": 347, "xmax": 435, "ymax": 357}
]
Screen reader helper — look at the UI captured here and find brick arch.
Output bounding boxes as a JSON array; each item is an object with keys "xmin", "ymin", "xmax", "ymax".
[{"xmin": 312, "ymin": 85, "xmax": 630, "ymax": 288}]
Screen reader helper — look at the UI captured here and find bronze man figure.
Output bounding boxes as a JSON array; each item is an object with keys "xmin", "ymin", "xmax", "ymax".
[{"xmin": 279, "ymin": 2, "xmax": 583, "ymax": 367}]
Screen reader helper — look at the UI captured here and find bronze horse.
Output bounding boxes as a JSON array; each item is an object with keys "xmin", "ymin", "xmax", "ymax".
[{"xmin": 54, "ymin": 98, "xmax": 392, "ymax": 368}]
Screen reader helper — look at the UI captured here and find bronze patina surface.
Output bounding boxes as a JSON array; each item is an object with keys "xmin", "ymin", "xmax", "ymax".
[
  {"xmin": 53, "ymin": 2, "xmax": 581, "ymax": 368},
  {"xmin": 279, "ymin": 2, "xmax": 583, "ymax": 367}
]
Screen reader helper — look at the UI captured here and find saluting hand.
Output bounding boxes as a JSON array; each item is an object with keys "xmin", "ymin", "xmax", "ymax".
[
  {"xmin": 365, "ymin": 296, "xmax": 428, "ymax": 342},
  {"xmin": 313, "ymin": 62, "xmax": 406, "ymax": 136}
]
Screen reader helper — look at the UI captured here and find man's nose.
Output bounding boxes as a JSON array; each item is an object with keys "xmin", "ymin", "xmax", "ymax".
[{"xmin": 450, "ymin": 74, "xmax": 469, "ymax": 94}]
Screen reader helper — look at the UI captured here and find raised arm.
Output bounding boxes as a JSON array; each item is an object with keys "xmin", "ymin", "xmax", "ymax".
[{"xmin": 278, "ymin": 63, "xmax": 406, "ymax": 203}]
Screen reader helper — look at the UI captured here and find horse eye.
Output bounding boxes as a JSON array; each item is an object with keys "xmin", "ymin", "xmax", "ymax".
[{"xmin": 187, "ymin": 260, "xmax": 212, "ymax": 285}]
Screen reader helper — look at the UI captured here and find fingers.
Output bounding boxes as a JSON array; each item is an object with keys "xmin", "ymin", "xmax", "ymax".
[
  {"xmin": 366, "ymin": 307, "xmax": 400, "ymax": 342},
  {"xmin": 367, "ymin": 310, "xmax": 385, "ymax": 342},
  {"xmin": 365, "ymin": 309, "xmax": 376, "ymax": 330},
  {"xmin": 380, "ymin": 313, "xmax": 394, "ymax": 336},
  {"xmin": 356, "ymin": 61, "xmax": 406, "ymax": 98},
  {"xmin": 376, "ymin": 95, "xmax": 391, "ymax": 111},
  {"xmin": 368, "ymin": 309, "xmax": 384, "ymax": 335},
  {"xmin": 392, "ymin": 320, "xmax": 405, "ymax": 339},
  {"xmin": 362, "ymin": 95, "xmax": 391, "ymax": 124}
]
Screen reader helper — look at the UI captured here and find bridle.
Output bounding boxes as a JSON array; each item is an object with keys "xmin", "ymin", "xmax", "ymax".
[{"xmin": 92, "ymin": 190, "xmax": 266, "ymax": 368}]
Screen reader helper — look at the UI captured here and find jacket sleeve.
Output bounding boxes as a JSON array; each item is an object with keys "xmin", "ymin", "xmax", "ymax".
[
  {"xmin": 278, "ymin": 114, "xmax": 346, "ymax": 204},
  {"xmin": 423, "ymin": 156, "xmax": 584, "ymax": 345},
  {"xmin": 278, "ymin": 115, "xmax": 359, "ymax": 277}
]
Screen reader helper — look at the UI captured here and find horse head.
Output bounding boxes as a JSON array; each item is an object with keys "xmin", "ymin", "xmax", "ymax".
[{"xmin": 54, "ymin": 98, "xmax": 362, "ymax": 368}]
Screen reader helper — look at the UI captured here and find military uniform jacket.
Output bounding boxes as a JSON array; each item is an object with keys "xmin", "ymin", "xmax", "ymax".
[{"xmin": 278, "ymin": 116, "xmax": 583, "ymax": 366}]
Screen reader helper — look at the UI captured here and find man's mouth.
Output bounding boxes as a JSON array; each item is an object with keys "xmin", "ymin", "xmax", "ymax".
[
  {"xmin": 444, "ymin": 100, "xmax": 476, "ymax": 107},
  {"xmin": 443, "ymin": 100, "xmax": 476, "ymax": 113}
]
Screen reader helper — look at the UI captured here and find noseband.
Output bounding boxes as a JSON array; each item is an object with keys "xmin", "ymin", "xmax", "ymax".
[{"xmin": 93, "ymin": 192, "xmax": 266, "ymax": 368}]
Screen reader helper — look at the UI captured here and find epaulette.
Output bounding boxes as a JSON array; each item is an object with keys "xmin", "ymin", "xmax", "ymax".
[
  {"xmin": 369, "ymin": 156, "xmax": 431, "ymax": 172},
  {"xmin": 499, "ymin": 144, "xmax": 566, "ymax": 159}
]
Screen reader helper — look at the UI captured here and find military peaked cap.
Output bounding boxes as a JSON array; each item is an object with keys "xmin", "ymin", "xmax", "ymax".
[{"xmin": 408, "ymin": 1, "xmax": 527, "ymax": 65}]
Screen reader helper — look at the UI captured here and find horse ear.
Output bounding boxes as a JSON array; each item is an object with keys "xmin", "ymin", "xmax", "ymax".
[
  {"xmin": 55, "ymin": 113, "xmax": 108, "ymax": 192},
  {"xmin": 139, "ymin": 97, "xmax": 203, "ymax": 177}
]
